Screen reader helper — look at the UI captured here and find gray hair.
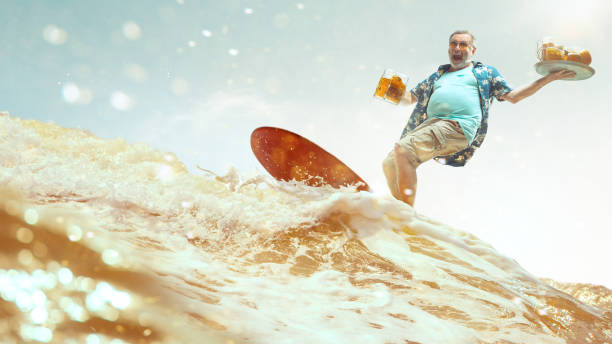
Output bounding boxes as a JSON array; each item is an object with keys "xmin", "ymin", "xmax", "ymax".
[{"xmin": 449, "ymin": 30, "xmax": 476, "ymax": 48}]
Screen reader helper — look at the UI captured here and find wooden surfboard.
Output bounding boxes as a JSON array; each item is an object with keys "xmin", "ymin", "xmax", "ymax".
[{"xmin": 250, "ymin": 127, "xmax": 370, "ymax": 192}]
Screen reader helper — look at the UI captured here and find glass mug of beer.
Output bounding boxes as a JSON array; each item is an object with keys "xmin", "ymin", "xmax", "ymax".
[
  {"xmin": 537, "ymin": 37, "xmax": 566, "ymax": 61},
  {"xmin": 373, "ymin": 69, "xmax": 408, "ymax": 105}
]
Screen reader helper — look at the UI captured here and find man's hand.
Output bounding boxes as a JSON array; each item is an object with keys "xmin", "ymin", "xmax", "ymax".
[
  {"xmin": 546, "ymin": 69, "xmax": 576, "ymax": 81},
  {"xmin": 399, "ymin": 91, "xmax": 417, "ymax": 106}
]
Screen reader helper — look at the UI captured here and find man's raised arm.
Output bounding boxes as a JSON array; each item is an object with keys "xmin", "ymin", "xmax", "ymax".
[{"xmin": 500, "ymin": 69, "xmax": 576, "ymax": 104}]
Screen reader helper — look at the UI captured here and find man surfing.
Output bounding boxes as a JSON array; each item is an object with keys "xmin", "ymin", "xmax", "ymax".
[{"xmin": 382, "ymin": 30, "xmax": 575, "ymax": 206}]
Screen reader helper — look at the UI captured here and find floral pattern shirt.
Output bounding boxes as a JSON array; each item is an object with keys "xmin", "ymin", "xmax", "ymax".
[{"xmin": 401, "ymin": 61, "xmax": 513, "ymax": 167}]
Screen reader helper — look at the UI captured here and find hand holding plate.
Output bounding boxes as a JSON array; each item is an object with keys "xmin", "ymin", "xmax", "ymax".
[{"xmin": 547, "ymin": 69, "xmax": 577, "ymax": 81}]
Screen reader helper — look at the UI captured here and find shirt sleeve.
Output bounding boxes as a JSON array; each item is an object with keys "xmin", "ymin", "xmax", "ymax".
[
  {"xmin": 489, "ymin": 66, "xmax": 513, "ymax": 101},
  {"xmin": 410, "ymin": 77, "xmax": 429, "ymax": 100}
]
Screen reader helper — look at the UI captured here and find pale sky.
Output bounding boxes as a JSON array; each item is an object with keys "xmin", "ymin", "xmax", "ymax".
[{"xmin": 2, "ymin": 0, "xmax": 611, "ymax": 288}]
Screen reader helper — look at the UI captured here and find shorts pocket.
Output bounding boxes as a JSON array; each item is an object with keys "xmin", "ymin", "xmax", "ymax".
[
  {"xmin": 431, "ymin": 120, "xmax": 469, "ymax": 156},
  {"xmin": 429, "ymin": 126, "xmax": 447, "ymax": 149}
]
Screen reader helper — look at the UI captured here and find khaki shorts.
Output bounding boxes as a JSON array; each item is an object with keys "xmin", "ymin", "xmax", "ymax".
[{"xmin": 392, "ymin": 118, "xmax": 469, "ymax": 166}]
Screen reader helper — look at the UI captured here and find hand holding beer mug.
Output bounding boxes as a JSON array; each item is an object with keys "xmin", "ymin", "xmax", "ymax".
[{"xmin": 373, "ymin": 69, "xmax": 408, "ymax": 105}]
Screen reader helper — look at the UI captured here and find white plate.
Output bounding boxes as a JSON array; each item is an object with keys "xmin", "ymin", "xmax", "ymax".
[{"xmin": 535, "ymin": 60, "xmax": 595, "ymax": 81}]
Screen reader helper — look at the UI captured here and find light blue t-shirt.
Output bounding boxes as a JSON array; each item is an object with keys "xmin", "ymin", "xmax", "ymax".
[{"xmin": 426, "ymin": 66, "xmax": 482, "ymax": 144}]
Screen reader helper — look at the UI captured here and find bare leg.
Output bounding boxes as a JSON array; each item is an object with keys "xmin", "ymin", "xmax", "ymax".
[
  {"xmin": 382, "ymin": 154, "xmax": 401, "ymax": 200},
  {"xmin": 393, "ymin": 143, "xmax": 418, "ymax": 206}
]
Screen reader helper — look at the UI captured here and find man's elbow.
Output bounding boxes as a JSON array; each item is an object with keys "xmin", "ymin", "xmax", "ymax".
[
  {"xmin": 507, "ymin": 96, "xmax": 520, "ymax": 104},
  {"xmin": 502, "ymin": 92, "xmax": 520, "ymax": 104}
]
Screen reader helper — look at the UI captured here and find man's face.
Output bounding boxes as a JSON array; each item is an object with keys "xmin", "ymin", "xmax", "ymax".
[{"xmin": 448, "ymin": 33, "xmax": 476, "ymax": 69}]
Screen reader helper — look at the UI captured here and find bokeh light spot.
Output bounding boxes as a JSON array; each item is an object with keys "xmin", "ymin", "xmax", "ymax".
[
  {"xmin": 125, "ymin": 64, "xmax": 148, "ymax": 82},
  {"xmin": 20, "ymin": 325, "xmax": 53, "ymax": 343},
  {"xmin": 86, "ymin": 334, "xmax": 101, "ymax": 344},
  {"xmin": 122, "ymin": 21, "xmax": 142, "ymax": 40},
  {"xmin": 42, "ymin": 25, "xmax": 67, "ymax": 45},
  {"xmin": 110, "ymin": 91, "xmax": 133, "ymax": 111},
  {"xmin": 102, "ymin": 249, "xmax": 121, "ymax": 266},
  {"xmin": 274, "ymin": 13, "xmax": 290, "ymax": 28},
  {"xmin": 67, "ymin": 225, "xmax": 82, "ymax": 242},
  {"xmin": 16, "ymin": 227, "xmax": 34, "ymax": 244},
  {"xmin": 58, "ymin": 268, "xmax": 74, "ymax": 285},
  {"xmin": 18, "ymin": 250, "xmax": 34, "ymax": 266},
  {"xmin": 62, "ymin": 83, "xmax": 80, "ymax": 104},
  {"xmin": 24, "ymin": 208, "xmax": 39, "ymax": 225},
  {"xmin": 171, "ymin": 78, "xmax": 190, "ymax": 96},
  {"xmin": 32, "ymin": 290, "xmax": 46, "ymax": 307},
  {"xmin": 32, "ymin": 242, "xmax": 48, "ymax": 258},
  {"xmin": 31, "ymin": 307, "xmax": 48, "ymax": 324},
  {"xmin": 111, "ymin": 291, "xmax": 131, "ymax": 310}
]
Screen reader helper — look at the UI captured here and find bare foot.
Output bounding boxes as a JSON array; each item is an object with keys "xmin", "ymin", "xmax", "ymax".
[{"xmin": 393, "ymin": 143, "xmax": 417, "ymax": 206}]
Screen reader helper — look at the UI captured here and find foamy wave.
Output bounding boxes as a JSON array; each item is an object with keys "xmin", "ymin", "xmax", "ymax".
[{"xmin": 1, "ymin": 113, "xmax": 610, "ymax": 343}]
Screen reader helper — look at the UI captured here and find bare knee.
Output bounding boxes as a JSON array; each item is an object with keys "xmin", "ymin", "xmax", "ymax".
[
  {"xmin": 394, "ymin": 143, "xmax": 419, "ymax": 168},
  {"xmin": 382, "ymin": 154, "xmax": 395, "ymax": 173}
]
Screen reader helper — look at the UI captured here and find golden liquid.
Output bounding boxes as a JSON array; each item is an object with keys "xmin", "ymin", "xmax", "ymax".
[
  {"xmin": 579, "ymin": 49, "xmax": 592, "ymax": 65},
  {"xmin": 566, "ymin": 53, "xmax": 581, "ymax": 63},
  {"xmin": 374, "ymin": 77, "xmax": 391, "ymax": 98},
  {"xmin": 543, "ymin": 47, "xmax": 564, "ymax": 61},
  {"xmin": 384, "ymin": 76, "xmax": 406, "ymax": 104}
]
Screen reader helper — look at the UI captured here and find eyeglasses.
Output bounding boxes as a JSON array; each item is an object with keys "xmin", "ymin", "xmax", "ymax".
[{"xmin": 449, "ymin": 41, "xmax": 471, "ymax": 50}]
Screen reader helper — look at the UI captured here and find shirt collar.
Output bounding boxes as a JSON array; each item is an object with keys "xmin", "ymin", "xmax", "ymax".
[{"xmin": 437, "ymin": 60, "xmax": 483, "ymax": 73}]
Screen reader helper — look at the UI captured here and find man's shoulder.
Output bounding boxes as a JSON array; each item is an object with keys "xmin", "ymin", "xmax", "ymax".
[{"xmin": 473, "ymin": 61, "xmax": 502, "ymax": 75}]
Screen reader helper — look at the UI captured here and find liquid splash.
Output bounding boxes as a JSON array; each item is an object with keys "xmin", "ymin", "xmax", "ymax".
[{"xmin": 0, "ymin": 112, "xmax": 610, "ymax": 343}]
